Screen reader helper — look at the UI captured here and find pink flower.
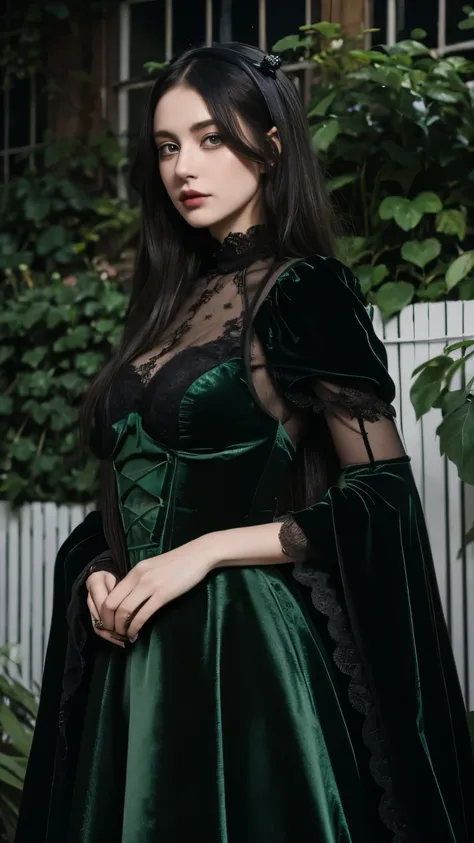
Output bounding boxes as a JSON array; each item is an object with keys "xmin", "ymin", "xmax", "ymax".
[
  {"xmin": 63, "ymin": 275, "xmax": 77, "ymax": 286},
  {"xmin": 101, "ymin": 263, "xmax": 117, "ymax": 277}
]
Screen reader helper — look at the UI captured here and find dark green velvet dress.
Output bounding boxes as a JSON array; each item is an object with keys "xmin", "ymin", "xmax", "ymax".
[{"xmin": 15, "ymin": 248, "xmax": 474, "ymax": 843}]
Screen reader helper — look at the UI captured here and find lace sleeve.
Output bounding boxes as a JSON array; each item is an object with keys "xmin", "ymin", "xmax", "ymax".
[{"xmin": 277, "ymin": 379, "xmax": 404, "ymax": 560}]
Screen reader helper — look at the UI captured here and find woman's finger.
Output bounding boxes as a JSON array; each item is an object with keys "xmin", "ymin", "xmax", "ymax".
[
  {"xmin": 89, "ymin": 576, "xmax": 118, "ymax": 631},
  {"xmin": 99, "ymin": 580, "xmax": 117, "ymax": 632},
  {"xmin": 103, "ymin": 572, "xmax": 117, "ymax": 592},
  {"xmin": 126, "ymin": 593, "xmax": 163, "ymax": 639},
  {"xmin": 113, "ymin": 588, "xmax": 152, "ymax": 636},
  {"xmin": 87, "ymin": 594, "xmax": 126, "ymax": 648},
  {"xmin": 103, "ymin": 574, "xmax": 136, "ymax": 613},
  {"xmin": 87, "ymin": 591, "xmax": 100, "ymax": 620},
  {"xmin": 93, "ymin": 627, "xmax": 126, "ymax": 648},
  {"xmin": 88, "ymin": 577, "xmax": 109, "ymax": 618}
]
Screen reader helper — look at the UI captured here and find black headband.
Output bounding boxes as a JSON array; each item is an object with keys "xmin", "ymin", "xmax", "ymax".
[{"xmin": 172, "ymin": 46, "xmax": 283, "ymax": 123}]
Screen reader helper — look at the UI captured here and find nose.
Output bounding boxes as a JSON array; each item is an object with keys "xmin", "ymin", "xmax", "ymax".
[{"xmin": 174, "ymin": 143, "xmax": 199, "ymax": 182}]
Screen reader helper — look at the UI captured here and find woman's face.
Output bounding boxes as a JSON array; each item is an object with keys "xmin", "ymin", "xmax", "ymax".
[{"xmin": 153, "ymin": 84, "xmax": 263, "ymax": 242}]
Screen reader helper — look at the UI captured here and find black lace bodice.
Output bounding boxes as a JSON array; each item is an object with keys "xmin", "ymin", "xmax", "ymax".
[{"xmin": 100, "ymin": 330, "xmax": 242, "ymax": 457}]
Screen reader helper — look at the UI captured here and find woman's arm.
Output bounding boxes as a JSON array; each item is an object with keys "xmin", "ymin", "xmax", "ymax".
[
  {"xmin": 103, "ymin": 523, "xmax": 289, "ymax": 640},
  {"xmin": 105, "ymin": 399, "xmax": 405, "ymax": 642},
  {"xmin": 206, "ymin": 521, "xmax": 289, "ymax": 568}
]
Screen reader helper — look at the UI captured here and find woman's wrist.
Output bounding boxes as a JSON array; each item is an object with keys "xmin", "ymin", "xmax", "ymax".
[
  {"xmin": 200, "ymin": 522, "xmax": 288, "ymax": 571},
  {"xmin": 193, "ymin": 530, "xmax": 225, "ymax": 571}
]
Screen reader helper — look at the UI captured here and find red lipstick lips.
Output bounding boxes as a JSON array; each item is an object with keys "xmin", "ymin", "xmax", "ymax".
[{"xmin": 179, "ymin": 189, "xmax": 209, "ymax": 209}]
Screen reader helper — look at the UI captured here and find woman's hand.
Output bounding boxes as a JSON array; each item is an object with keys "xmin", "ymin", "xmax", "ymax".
[
  {"xmin": 104, "ymin": 536, "xmax": 217, "ymax": 639},
  {"xmin": 86, "ymin": 570, "xmax": 126, "ymax": 648}
]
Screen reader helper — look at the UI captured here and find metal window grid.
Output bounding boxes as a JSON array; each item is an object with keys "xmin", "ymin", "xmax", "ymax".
[
  {"xmin": 2, "ymin": 2, "xmax": 474, "ymax": 182},
  {"xmin": 1, "ymin": 72, "xmax": 43, "ymax": 183},
  {"xmin": 116, "ymin": 0, "xmax": 315, "ymax": 195},
  {"xmin": 385, "ymin": 0, "xmax": 474, "ymax": 52}
]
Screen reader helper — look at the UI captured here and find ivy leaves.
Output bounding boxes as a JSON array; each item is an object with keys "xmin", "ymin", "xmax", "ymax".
[
  {"xmin": 0, "ymin": 135, "xmax": 136, "ymax": 275},
  {"xmin": 410, "ymin": 341, "xmax": 474, "ymax": 550},
  {"xmin": 275, "ymin": 22, "xmax": 474, "ymax": 320},
  {"xmin": 401, "ymin": 238, "xmax": 441, "ymax": 268},
  {"xmin": 411, "ymin": 341, "xmax": 474, "ymax": 487},
  {"xmin": 0, "ymin": 274, "xmax": 128, "ymax": 504},
  {"xmin": 379, "ymin": 192, "xmax": 443, "ymax": 231},
  {"xmin": 446, "ymin": 252, "xmax": 474, "ymax": 291}
]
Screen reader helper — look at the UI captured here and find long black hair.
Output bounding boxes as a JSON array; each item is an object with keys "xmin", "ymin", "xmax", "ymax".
[{"xmin": 79, "ymin": 42, "xmax": 338, "ymax": 452}]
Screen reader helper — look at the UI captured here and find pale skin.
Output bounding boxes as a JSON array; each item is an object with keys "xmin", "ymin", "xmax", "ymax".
[{"xmin": 87, "ymin": 84, "xmax": 287, "ymax": 646}]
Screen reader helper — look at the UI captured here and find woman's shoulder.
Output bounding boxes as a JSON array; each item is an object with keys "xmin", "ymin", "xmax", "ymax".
[
  {"xmin": 255, "ymin": 253, "xmax": 393, "ymax": 401},
  {"xmin": 270, "ymin": 253, "xmax": 365, "ymax": 312}
]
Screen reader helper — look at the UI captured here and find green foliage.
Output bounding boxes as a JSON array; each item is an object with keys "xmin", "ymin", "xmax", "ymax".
[
  {"xmin": 0, "ymin": 134, "xmax": 139, "ymax": 280},
  {"xmin": 0, "ymin": 273, "xmax": 128, "ymax": 505},
  {"xmin": 411, "ymin": 341, "xmax": 474, "ymax": 546},
  {"xmin": 0, "ymin": 648, "xmax": 38, "ymax": 843},
  {"xmin": 0, "ymin": 1, "xmax": 107, "ymax": 81},
  {"xmin": 274, "ymin": 21, "xmax": 474, "ymax": 318},
  {"xmin": 0, "ymin": 132, "xmax": 137, "ymax": 505}
]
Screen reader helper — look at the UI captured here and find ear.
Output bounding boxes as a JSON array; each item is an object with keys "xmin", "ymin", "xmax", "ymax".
[{"xmin": 266, "ymin": 126, "xmax": 282, "ymax": 155}]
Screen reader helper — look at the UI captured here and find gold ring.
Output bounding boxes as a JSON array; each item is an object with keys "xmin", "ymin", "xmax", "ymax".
[
  {"xmin": 92, "ymin": 618, "xmax": 104, "ymax": 630},
  {"xmin": 124, "ymin": 613, "xmax": 133, "ymax": 628}
]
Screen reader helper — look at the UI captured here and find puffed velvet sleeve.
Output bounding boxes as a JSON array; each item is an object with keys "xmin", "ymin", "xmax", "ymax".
[{"xmin": 254, "ymin": 256, "xmax": 474, "ymax": 843}]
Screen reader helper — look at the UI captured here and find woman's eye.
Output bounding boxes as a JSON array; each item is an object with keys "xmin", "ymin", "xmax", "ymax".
[
  {"xmin": 158, "ymin": 142, "xmax": 179, "ymax": 158},
  {"xmin": 202, "ymin": 134, "xmax": 222, "ymax": 148}
]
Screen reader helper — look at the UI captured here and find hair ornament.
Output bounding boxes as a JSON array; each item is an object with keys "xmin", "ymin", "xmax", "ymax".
[{"xmin": 255, "ymin": 53, "xmax": 282, "ymax": 78}]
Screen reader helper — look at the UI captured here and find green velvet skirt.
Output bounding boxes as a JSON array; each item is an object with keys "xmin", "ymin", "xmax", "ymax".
[{"xmin": 66, "ymin": 563, "xmax": 376, "ymax": 843}]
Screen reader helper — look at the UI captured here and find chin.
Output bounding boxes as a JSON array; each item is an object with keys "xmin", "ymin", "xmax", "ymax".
[{"xmin": 181, "ymin": 211, "xmax": 223, "ymax": 230}]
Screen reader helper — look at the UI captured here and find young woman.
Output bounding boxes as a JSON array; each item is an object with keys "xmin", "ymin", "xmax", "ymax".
[{"xmin": 16, "ymin": 43, "xmax": 474, "ymax": 843}]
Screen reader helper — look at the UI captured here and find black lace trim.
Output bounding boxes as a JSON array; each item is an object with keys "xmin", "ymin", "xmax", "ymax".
[
  {"xmin": 208, "ymin": 224, "xmax": 275, "ymax": 274},
  {"xmin": 289, "ymin": 385, "xmax": 396, "ymax": 423},
  {"xmin": 292, "ymin": 561, "xmax": 408, "ymax": 842},
  {"xmin": 278, "ymin": 516, "xmax": 311, "ymax": 562},
  {"xmin": 131, "ymin": 274, "xmax": 229, "ymax": 386}
]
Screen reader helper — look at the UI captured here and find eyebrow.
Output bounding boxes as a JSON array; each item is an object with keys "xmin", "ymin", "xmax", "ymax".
[{"xmin": 154, "ymin": 118, "xmax": 217, "ymax": 141}]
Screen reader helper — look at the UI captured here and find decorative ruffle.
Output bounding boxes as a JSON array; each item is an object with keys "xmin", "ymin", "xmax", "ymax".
[
  {"xmin": 288, "ymin": 383, "xmax": 396, "ymax": 423},
  {"xmin": 292, "ymin": 561, "xmax": 408, "ymax": 842},
  {"xmin": 208, "ymin": 224, "xmax": 275, "ymax": 274},
  {"xmin": 278, "ymin": 515, "xmax": 311, "ymax": 562}
]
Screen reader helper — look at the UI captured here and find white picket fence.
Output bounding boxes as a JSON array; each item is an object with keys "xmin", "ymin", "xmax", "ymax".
[{"xmin": 1, "ymin": 301, "xmax": 474, "ymax": 704}]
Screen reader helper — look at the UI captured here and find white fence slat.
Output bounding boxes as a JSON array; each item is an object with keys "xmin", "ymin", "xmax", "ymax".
[
  {"xmin": 44, "ymin": 503, "xmax": 58, "ymax": 651},
  {"xmin": 423, "ymin": 302, "xmax": 448, "ymax": 616},
  {"xmin": 58, "ymin": 503, "xmax": 71, "ymax": 549},
  {"xmin": 446, "ymin": 302, "xmax": 466, "ymax": 696},
  {"xmin": 7, "ymin": 509, "xmax": 20, "ymax": 679},
  {"xmin": 31, "ymin": 503, "xmax": 44, "ymax": 688},
  {"xmin": 463, "ymin": 300, "xmax": 474, "ymax": 709},
  {"xmin": 0, "ymin": 502, "xmax": 7, "ymax": 648},
  {"xmin": 70, "ymin": 504, "xmax": 86, "ymax": 533},
  {"xmin": 413, "ymin": 305, "xmax": 430, "ymax": 506},
  {"xmin": 465, "ymin": 480, "xmax": 474, "ymax": 711},
  {"xmin": 382, "ymin": 314, "xmax": 402, "ymax": 429},
  {"xmin": 398, "ymin": 308, "xmax": 424, "ymax": 494},
  {"xmin": 19, "ymin": 505, "xmax": 32, "ymax": 688}
]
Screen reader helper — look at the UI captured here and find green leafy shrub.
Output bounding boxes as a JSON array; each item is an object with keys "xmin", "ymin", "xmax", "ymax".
[
  {"xmin": 0, "ymin": 133, "xmax": 137, "ymax": 505},
  {"xmin": 0, "ymin": 648, "xmax": 38, "ymax": 843},
  {"xmin": 0, "ymin": 272, "xmax": 127, "ymax": 504},
  {"xmin": 0, "ymin": 134, "xmax": 139, "ymax": 282},
  {"xmin": 274, "ymin": 20, "xmax": 474, "ymax": 318}
]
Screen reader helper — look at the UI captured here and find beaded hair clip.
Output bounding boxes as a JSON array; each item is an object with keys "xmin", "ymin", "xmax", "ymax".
[{"xmin": 254, "ymin": 53, "xmax": 282, "ymax": 78}]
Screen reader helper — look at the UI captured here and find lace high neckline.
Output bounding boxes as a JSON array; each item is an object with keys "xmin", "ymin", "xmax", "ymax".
[{"xmin": 209, "ymin": 224, "xmax": 274, "ymax": 274}]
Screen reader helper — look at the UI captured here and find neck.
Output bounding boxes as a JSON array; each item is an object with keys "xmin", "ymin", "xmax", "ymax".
[
  {"xmin": 209, "ymin": 199, "xmax": 264, "ymax": 243},
  {"xmin": 205, "ymin": 223, "xmax": 275, "ymax": 276}
]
